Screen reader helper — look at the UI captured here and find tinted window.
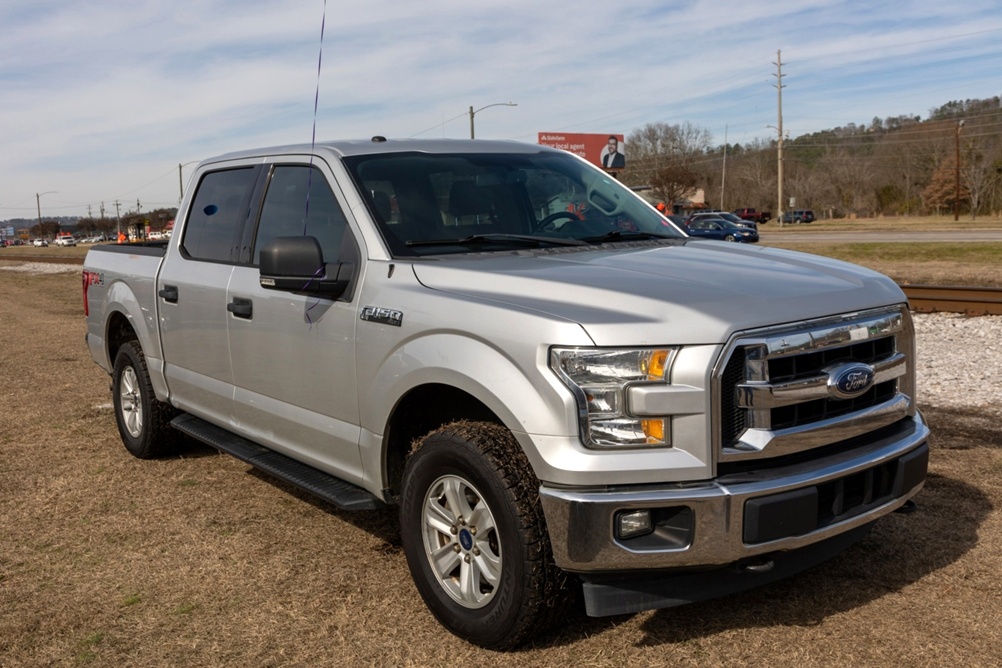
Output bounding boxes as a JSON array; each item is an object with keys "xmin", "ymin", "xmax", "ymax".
[
  {"xmin": 344, "ymin": 151, "xmax": 683, "ymax": 257},
  {"xmin": 253, "ymin": 166, "xmax": 348, "ymax": 265},
  {"xmin": 182, "ymin": 168, "xmax": 258, "ymax": 262}
]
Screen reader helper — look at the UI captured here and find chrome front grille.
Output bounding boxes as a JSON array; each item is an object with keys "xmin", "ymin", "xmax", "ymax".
[{"xmin": 716, "ymin": 306, "xmax": 916, "ymax": 463}]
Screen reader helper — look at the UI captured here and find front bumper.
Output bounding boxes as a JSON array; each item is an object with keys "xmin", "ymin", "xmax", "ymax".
[{"xmin": 538, "ymin": 413, "xmax": 928, "ymax": 573}]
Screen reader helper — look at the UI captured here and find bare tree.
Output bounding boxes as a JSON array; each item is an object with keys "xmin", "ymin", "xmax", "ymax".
[
  {"xmin": 818, "ymin": 147, "xmax": 878, "ymax": 217},
  {"xmin": 648, "ymin": 164, "xmax": 701, "ymax": 208},
  {"xmin": 960, "ymin": 139, "xmax": 1002, "ymax": 219},
  {"xmin": 624, "ymin": 121, "xmax": 712, "ymax": 187}
]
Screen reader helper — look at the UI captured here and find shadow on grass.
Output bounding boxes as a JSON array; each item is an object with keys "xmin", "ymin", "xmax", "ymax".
[
  {"xmin": 534, "ymin": 406, "xmax": 995, "ymax": 649},
  {"xmin": 624, "ymin": 470, "xmax": 990, "ymax": 647},
  {"xmin": 163, "ymin": 404, "xmax": 994, "ymax": 650},
  {"xmin": 245, "ymin": 468, "xmax": 402, "ymax": 547}
]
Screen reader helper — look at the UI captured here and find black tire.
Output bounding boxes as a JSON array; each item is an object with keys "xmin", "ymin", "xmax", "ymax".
[
  {"xmin": 111, "ymin": 340, "xmax": 178, "ymax": 459},
  {"xmin": 724, "ymin": 234, "xmax": 736, "ymax": 242},
  {"xmin": 400, "ymin": 421, "xmax": 573, "ymax": 649}
]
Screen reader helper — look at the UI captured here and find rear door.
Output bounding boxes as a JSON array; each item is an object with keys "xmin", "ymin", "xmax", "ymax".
[{"xmin": 159, "ymin": 164, "xmax": 263, "ymax": 426}]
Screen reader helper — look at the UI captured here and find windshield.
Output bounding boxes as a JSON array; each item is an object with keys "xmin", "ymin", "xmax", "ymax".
[{"xmin": 343, "ymin": 151, "xmax": 685, "ymax": 256}]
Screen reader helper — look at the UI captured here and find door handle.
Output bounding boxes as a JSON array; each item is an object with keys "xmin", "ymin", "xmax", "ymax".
[
  {"xmin": 158, "ymin": 285, "xmax": 178, "ymax": 303},
  {"xmin": 227, "ymin": 297, "xmax": 253, "ymax": 319}
]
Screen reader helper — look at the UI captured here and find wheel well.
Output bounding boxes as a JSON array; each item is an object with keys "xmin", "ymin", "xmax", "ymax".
[
  {"xmin": 106, "ymin": 311, "xmax": 138, "ymax": 363},
  {"xmin": 383, "ymin": 384, "xmax": 502, "ymax": 499}
]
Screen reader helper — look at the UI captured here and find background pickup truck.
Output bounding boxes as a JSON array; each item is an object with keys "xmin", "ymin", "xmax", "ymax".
[
  {"xmin": 732, "ymin": 207, "xmax": 772, "ymax": 223},
  {"xmin": 83, "ymin": 138, "xmax": 928, "ymax": 649}
]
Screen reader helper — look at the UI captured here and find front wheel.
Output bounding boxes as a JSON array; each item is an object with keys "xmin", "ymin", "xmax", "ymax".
[
  {"xmin": 112, "ymin": 340, "xmax": 178, "ymax": 459},
  {"xmin": 724, "ymin": 234, "xmax": 737, "ymax": 242},
  {"xmin": 399, "ymin": 421, "xmax": 572, "ymax": 649}
]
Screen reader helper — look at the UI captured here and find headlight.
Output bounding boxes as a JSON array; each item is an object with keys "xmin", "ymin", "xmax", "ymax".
[{"xmin": 550, "ymin": 347, "xmax": 678, "ymax": 448}]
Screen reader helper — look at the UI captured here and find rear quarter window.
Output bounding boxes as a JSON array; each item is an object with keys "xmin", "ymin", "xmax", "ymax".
[{"xmin": 182, "ymin": 167, "xmax": 259, "ymax": 263}]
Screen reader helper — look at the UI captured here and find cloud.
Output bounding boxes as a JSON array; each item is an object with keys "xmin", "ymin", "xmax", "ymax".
[{"xmin": 2, "ymin": 0, "xmax": 1002, "ymax": 217}]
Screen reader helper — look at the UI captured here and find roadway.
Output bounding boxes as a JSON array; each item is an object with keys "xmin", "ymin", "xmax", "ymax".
[{"xmin": 760, "ymin": 230, "xmax": 1002, "ymax": 243}]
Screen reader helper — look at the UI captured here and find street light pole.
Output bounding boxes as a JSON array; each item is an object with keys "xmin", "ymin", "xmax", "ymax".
[
  {"xmin": 36, "ymin": 191, "xmax": 57, "ymax": 232},
  {"xmin": 469, "ymin": 102, "xmax": 517, "ymax": 139}
]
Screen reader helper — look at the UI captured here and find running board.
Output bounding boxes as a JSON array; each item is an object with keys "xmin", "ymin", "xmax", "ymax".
[{"xmin": 171, "ymin": 413, "xmax": 384, "ymax": 510}]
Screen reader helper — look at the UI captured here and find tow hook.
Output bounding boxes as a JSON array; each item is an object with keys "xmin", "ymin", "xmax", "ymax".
[
  {"xmin": 739, "ymin": 557, "xmax": 775, "ymax": 574},
  {"xmin": 894, "ymin": 500, "xmax": 918, "ymax": 514}
]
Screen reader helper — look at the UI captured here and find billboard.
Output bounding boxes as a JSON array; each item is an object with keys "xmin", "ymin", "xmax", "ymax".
[{"xmin": 537, "ymin": 132, "xmax": 626, "ymax": 171}]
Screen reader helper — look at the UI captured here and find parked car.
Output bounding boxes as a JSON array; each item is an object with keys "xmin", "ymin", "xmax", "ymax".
[
  {"xmin": 32, "ymin": 238, "xmax": 48, "ymax": 247},
  {"xmin": 782, "ymin": 209, "xmax": 816, "ymax": 224},
  {"xmin": 687, "ymin": 211, "xmax": 757, "ymax": 231},
  {"xmin": 55, "ymin": 236, "xmax": 78, "ymax": 247},
  {"xmin": 732, "ymin": 207, "xmax": 771, "ymax": 224},
  {"xmin": 686, "ymin": 218, "xmax": 759, "ymax": 242},
  {"xmin": 662, "ymin": 213, "xmax": 687, "ymax": 229}
]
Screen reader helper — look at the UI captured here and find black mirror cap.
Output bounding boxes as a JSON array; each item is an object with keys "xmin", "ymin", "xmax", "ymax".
[
  {"xmin": 260, "ymin": 236, "xmax": 324, "ymax": 279},
  {"xmin": 259, "ymin": 236, "xmax": 351, "ymax": 299}
]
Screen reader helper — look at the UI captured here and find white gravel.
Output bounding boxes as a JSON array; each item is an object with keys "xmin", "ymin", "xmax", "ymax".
[
  {"xmin": 913, "ymin": 312, "xmax": 1002, "ymax": 413},
  {"xmin": 0, "ymin": 262, "xmax": 80, "ymax": 274}
]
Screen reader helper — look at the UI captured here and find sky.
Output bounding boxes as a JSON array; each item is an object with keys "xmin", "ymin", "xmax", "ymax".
[{"xmin": 3, "ymin": 0, "xmax": 1002, "ymax": 221}]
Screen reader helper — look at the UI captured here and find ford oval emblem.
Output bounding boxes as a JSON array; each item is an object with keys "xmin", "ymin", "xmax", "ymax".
[{"xmin": 827, "ymin": 363, "xmax": 875, "ymax": 400}]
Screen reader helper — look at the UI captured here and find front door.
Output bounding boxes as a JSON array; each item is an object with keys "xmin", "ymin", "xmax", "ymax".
[{"xmin": 226, "ymin": 162, "xmax": 364, "ymax": 481}]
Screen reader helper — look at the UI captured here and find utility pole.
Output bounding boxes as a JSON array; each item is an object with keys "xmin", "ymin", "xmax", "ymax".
[
  {"xmin": 773, "ymin": 51, "xmax": 785, "ymax": 226},
  {"xmin": 954, "ymin": 119, "xmax": 964, "ymax": 221},
  {"xmin": 720, "ymin": 124, "xmax": 728, "ymax": 209},
  {"xmin": 114, "ymin": 200, "xmax": 122, "ymax": 237}
]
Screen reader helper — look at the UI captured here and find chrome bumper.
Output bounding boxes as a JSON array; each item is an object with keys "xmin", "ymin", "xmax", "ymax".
[{"xmin": 538, "ymin": 413, "xmax": 928, "ymax": 573}]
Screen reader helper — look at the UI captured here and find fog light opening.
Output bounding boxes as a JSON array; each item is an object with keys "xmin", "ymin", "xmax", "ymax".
[{"xmin": 617, "ymin": 509, "xmax": 653, "ymax": 539}]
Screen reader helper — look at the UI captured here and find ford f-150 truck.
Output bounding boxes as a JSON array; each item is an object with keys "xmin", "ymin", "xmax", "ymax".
[{"xmin": 83, "ymin": 138, "xmax": 928, "ymax": 649}]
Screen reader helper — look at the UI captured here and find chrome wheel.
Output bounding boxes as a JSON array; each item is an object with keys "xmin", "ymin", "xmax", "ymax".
[
  {"xmin": 118, "ymin": 365, "xmax": 143, "ymax": 438},
  {"xmin": 421, "ymin": 474, "xmax": 501, "ymax": 609}
]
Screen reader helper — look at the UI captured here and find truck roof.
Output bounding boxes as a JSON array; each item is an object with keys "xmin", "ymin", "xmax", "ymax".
[{"xmin": 206, "ymin": 138, "xmax": 558, "ymax": 165}]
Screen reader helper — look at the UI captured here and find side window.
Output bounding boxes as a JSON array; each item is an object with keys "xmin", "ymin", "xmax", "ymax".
[
  {"xmin": 254, "ymin": 166, "xmax": 348, "ymax": 265},
  {"xmin": 182, "ymin": 168, "xmax": 258, "ymax": 263}
]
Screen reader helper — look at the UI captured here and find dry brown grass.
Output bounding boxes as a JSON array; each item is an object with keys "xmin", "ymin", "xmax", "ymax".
[{"xmin": 1, "ymin": 266, "xmax": 1001, "ymax": 666}]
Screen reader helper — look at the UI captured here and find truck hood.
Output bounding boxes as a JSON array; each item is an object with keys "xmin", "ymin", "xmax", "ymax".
[{"xmin": 410, "ymin": 241, "xmax": 906, "ymax": 345}]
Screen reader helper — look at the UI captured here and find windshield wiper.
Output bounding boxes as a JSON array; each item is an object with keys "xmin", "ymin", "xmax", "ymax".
[
  {"xmin": 406, "ymin": 233, "xmax": 587, "ymax": 248},
  {"xmin": 580, "ymin": 230, "xmax": 672, "ymax": 244}
]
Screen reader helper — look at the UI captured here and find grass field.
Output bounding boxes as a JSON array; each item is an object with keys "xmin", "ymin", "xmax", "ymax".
[{"xmin": 1, "ymin": 243, "xmax": 1001, "ymax": 666}]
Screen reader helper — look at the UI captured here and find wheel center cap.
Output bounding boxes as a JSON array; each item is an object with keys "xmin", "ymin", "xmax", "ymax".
[{"xmin": 458, "ymin": 528, "xmax": 474, "ymax": 551}]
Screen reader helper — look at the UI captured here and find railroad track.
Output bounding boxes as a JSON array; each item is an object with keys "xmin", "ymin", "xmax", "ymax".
[
  {"xmin": 900, "ymin": 285, "xmax": 1002, "ymax": 316},
  {"xmin": 0, "ymin": 254, "xmax": 85, "ymax": 265},
  {"xmin": 5, "ymin": 255, "xmax": 1001, "ymax": 316}
]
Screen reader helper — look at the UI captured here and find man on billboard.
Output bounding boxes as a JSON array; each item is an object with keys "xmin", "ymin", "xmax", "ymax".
[{"xmin": 600, "ymin": 135, "xmax": 625, "ymax": 169}]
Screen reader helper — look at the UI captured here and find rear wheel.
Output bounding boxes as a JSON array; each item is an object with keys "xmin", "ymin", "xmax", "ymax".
[
  {"xmin": 400, "ymin": 421, "xmax": 572, "ymax": 649},
  {"xmin": 112, "ymin": 340, "xmax": 178, "ymax": 459}
]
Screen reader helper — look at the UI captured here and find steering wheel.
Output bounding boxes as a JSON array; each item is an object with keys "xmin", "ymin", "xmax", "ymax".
[{"xmin": 536, "ymin": 211, "xmax": 581, "ymax": 232}]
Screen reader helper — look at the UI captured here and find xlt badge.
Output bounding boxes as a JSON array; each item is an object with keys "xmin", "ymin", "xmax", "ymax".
[{"xmin": 361, "ymin": 306, "xmax": 403, "ymax": 327}]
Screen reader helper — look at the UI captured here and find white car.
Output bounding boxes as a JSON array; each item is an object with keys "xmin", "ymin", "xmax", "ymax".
[
  {"xmin": 32, "ymin": 238, "xmax": 48, "ymax": 247},
  {"xmin": 55, "ymin": 236, "xmax": 78, "ymax": 247}
]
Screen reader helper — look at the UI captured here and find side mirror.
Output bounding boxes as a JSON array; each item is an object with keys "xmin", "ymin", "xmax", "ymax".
[{"xmin": 259, "ymin": 236, "xmax": 352, "ymax": 299}]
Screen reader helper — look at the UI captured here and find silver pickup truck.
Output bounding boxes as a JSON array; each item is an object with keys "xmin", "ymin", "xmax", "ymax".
[{"xmin": 83, "ymin": 138, "xmax": 928, "ymax": 649}]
